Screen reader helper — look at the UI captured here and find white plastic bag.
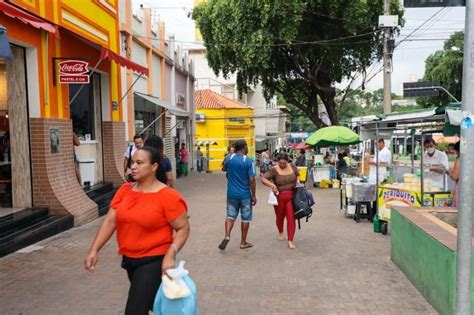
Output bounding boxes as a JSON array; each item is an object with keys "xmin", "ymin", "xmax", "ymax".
[
  {"xmin": 162, "ymin": 261, "xmax": 191, "ymax": 299},
  {"xmin": 267, "ymin": 191, "xmax": 278, "ymax": 206}
]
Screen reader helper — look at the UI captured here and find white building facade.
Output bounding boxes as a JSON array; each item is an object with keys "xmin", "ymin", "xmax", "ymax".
[{"xmin": 119, "ymin": 1, "xmax": 195, "ymax": 176}]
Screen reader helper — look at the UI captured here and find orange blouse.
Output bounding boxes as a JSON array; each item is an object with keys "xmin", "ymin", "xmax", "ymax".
[{"xmin": 110, "ymin": 182, "xmax": 187, "ymax": 258}]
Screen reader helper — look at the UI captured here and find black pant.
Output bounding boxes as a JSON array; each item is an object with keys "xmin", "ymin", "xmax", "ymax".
[{"xmin": 121, "ymin": 255, "xmax": 164, "ymax": 315}]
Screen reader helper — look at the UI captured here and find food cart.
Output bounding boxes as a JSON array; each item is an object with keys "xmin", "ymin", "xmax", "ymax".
[{"xmin": 356, "ymin": 109, "xmax": 456, "ymax": 234}]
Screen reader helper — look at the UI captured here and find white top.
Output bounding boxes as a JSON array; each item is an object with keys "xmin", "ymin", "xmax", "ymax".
[
  {"xmin": 423, "ymin": 149, "xmax": 449, "ymax": 187},
  {"xmin": 369, "ymin": 147, "xmax": 392, "ymax": 185},
  {"xmin": 124, "ymin": 144, "xmax": 138, "ymax": 159}
]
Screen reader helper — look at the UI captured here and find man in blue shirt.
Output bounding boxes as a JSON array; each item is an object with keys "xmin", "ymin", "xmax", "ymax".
[{"xmin": 218, "ymin": 140, "xmax": 257, "ymax": 250}]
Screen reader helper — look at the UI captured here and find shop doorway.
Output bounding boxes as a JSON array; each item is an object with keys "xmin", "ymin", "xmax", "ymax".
[
  {"xmin": 0, "ymin": 45, "xmax": 33, "ymax": 211},
  {"xmin": 69, "ymin": 73, "xmax": 104, "ymax": 187}
]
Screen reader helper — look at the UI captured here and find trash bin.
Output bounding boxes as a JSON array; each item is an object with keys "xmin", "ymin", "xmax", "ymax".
[
  {"xmin": 297, "ymin": 166, "xmax": 307, "ymax": 183},
  {"xmin": 78, "ymin": 159, "xmax": 95, "ymax": 186}
]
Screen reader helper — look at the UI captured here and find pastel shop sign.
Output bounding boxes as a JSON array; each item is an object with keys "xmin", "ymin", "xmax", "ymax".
[{"xmin": 58, "ymin": 60, "xmax": 90, "ymax": 84}]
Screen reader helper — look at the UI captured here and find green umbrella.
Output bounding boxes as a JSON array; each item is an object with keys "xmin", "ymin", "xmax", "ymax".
[{"xmin": 305, "ymin": 126, "xmax": 360, "ymax": 147}]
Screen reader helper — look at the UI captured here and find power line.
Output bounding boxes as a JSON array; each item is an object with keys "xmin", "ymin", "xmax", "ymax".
[
  {"xmin": 133, "ymin": 30, "xmax": 381, "ymax": 47},
  {"xmin": 396, "ymin": 7, "xmax": 447, "ymax": 48}
]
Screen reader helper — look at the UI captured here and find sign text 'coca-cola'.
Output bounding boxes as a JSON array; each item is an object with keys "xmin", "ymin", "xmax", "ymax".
[{"xmin": 58, "ymin": 60, "xmax": 90, "ymax": 84}]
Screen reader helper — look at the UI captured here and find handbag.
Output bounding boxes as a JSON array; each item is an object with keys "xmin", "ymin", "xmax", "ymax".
[{"xmin": 267, "ymin": 191, "xmax": 278, "ymax": 206}]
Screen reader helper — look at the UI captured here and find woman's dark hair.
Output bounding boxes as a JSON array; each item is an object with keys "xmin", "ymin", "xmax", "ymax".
[
  {"xmin": 277, "ymin": 152, "xmax": 289, "ymax": 161},
  {"xmin": 300, "ymin": 149, "xmax": 305, "ymax": 154},
  {"xmin": 140, "ymin": 142, "xmax": 168, "ymax": 184},
  {"xmin": 145, "ymin": 134, "xmax": 164, "ymax": 155},
  {"xmin": 454, "ymin": 141, "xmax": 460, "ymax": 153},
  {"xmin": 139, "ymin": 146, "xmax": 161, "ymax": 165}
]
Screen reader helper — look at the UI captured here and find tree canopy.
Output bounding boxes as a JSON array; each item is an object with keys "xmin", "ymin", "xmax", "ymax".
[
  {"xmin": 194, "ymin": 0, "xmax": 403, "ymax": 127},
  {"xmin": 420, "ymin": 31, "xmax": 463, "ymax": 106}
]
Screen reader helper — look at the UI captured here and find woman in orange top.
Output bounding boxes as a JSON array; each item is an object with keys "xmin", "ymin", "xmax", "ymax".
[{"xmin": 84, "ymin": 146, "xmax": 190, "ymax": 315}]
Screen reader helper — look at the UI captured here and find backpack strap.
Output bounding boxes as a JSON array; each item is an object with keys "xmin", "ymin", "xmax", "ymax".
[{"xmin": 127, "ymin": 145, "xmax": 133, "ymax": 167}]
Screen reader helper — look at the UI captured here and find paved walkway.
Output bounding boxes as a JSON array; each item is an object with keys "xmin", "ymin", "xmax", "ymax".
[{"xmin": 0, "ymin": 172, "xmax": 436, "ymax": 314}]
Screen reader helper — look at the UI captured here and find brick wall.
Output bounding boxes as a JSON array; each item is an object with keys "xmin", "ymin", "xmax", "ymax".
[
  {"xmin": 102, "ymin": 121, "xmax": 126, "ymax": 188},
  {"xmin": 30, "ymin": 118, "xmax": 98, "ymax": 225}
]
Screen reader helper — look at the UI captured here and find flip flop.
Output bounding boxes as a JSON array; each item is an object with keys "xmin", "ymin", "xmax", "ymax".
[
  {"xmin": 240, "ymin": 242, "xmax": 253, "ymax": 249},
  {"xmin": 218, "ymin": 238, "xmax": 230, "ymax": 250}
]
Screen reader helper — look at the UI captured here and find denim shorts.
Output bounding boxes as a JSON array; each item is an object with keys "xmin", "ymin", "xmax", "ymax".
[{"xmin": 227, "ymin": 198, "xmax": 252, "ymax": 222}]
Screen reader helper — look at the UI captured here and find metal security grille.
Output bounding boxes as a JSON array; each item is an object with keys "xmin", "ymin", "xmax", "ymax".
[{"xmin": 164, "ymin": 116, "xmax": 177, "ymax": 178}]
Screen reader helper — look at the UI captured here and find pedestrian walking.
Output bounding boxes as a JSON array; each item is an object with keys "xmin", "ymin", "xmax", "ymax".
[
  {"xmin": 260, "ymin": 148, "xmax": 271, "ymax": 175},
  {"xmin": 144, "ymin": 134, "xmax": 174, "ymax": 188},
  {"xmin": 123, "ymin": 134, "xmax": 143, "ymax": 182},
  {"xmin": 261, "ymin": 152, "xmax": 300, "ymax": 249},
  {"xmin": 179, "ymin": 143, "xmax": 189, "ymax": 176},
  {"xmin": 84, "ymin": 146, "xmax": 190, "ymax": 315},
  {"xmin": 218, "ymin": 140, "xmax": 257, "ymax": 250},
  {"xmin": 196, "ymin": 146, "xmax": 203, "ymax": 173},
  {"xmin": 221, "ymin": 146, "xmax": 235, "ymax": 171}
]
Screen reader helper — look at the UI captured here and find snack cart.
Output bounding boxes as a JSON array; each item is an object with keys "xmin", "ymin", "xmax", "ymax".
[{"xmin": 356, "ymin": 109, "xmax": 456, "ymax": 234}]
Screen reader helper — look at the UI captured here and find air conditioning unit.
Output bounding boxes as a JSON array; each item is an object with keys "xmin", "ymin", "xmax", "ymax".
[
  {"xmin": 176, "ymin": 93, "xmax": 186, "ymax": 107},
  {"xmin": 195, "ymin": 113, "xmax": 206, "ymax": 122}
]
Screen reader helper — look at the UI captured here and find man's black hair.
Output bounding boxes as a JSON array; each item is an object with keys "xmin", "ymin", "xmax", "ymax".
[
  {"xmin": 424, "ymin": 138, "xmax": 436, "ymax": 146},
  {"xmin": 234, "ymin": 140, "xmax": 247, "ymax": 152}
]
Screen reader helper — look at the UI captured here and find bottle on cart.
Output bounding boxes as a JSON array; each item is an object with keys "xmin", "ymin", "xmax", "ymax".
[{"xmin": 3, "ymin": 148, "xmax": 8, "ymax": 162}]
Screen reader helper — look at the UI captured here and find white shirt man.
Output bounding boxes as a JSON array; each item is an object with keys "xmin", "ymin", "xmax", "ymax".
[
  {"xmin": 369, "ymin": 139, "xmax": 392, "ymax": 185},
  {"xmin": 123, "ymin": 135, "xmax": 143, "ymax": 178},
  {"xmin": 423, "ymin": 139, "xmax": 449, "ymax": 188}
]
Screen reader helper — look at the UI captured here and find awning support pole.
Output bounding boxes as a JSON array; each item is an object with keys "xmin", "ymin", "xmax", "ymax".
[
  {"xmin": 165, "ymin": 120, "xmax": 184, "ymax": 137},
  {"xmin": 119, "ymin": 73, "xmax": 142, "ymax": 108},
  {"xmin": 138, "ymin": 108, "xmax": 167, "ymax": 135}
]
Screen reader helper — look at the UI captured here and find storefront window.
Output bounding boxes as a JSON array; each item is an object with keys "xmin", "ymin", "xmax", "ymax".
[
  {"xmin": 135, "ymin": 110, "xmax": 156, "ymax": 135},
  {"xmin": 69, "ymin": 74, "xmax": 98, "ymax": 140}
]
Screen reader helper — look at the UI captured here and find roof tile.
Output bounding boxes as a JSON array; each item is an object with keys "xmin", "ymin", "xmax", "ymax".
[{"xmin": 195, "ymin": 89, "xmax": 251, "ymax": 109}]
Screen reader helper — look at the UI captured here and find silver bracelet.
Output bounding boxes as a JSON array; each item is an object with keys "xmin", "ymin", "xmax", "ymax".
[{"xmin": 171, "ymin": 244, "xmax": 178, "ymax": 253}]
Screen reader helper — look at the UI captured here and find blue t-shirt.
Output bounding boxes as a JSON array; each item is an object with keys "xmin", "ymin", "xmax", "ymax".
[{"xmin": 226, "ymin": 153, "xmax": 256, "ymax": 199}]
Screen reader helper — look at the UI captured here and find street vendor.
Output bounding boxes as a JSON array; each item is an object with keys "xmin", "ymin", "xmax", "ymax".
[
  {"xmin": 368, "ymin": 138, "xmax": 392, "ymax": 185},
  {"xmin": 423, "ymin": 138, "xmax": 449, "ymax": 188}
]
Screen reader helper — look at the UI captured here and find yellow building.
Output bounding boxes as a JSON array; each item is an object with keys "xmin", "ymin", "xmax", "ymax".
[{"xmin": 195, "ymin": 90, "xmax": 255, "ymax": 171}]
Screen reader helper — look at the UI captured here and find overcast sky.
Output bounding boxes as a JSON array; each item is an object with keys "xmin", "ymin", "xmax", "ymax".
[{"xmin": 134, "ymin": 0, "xmax": 465, "ymax": 95}]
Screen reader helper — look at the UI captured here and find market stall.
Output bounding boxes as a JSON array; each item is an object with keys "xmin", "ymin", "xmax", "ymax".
[
  {"xmin": 355, "ymin": 108, "xmax": 457, "ymax": 234},
  {"xmin": 305, "ymin": 126, "xmax": 360, "ymax": 186}
]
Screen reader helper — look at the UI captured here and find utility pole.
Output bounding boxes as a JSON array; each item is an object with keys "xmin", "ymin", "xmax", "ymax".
[
  {"xmin": 383, "ymin": 0, "xmax": 392, "ymax": 115},
  {"xmin": 457, "ymin": 1, "xmax": 473, "ymax": 313}
]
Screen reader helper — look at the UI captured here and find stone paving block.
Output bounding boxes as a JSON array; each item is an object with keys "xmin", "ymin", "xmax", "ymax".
[{"xmin": 0, "ymin": 172, "xmax": 437, "ymax": 314}]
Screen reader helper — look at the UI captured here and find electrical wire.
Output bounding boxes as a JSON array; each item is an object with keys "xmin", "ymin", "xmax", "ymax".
[{"xmin": 133, "ymin": 31, "xmax": 382, "ymax": 48}]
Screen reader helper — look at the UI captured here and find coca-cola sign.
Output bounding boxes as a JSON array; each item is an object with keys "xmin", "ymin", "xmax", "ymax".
[{"xmin": 58, "ymin": 60, "xmax": 90, "ymax": 84}]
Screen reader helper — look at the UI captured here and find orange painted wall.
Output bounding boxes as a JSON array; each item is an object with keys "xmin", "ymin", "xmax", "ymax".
[{"xmin": 4, "ymin": 0, "xmax": 123, "ymax": 121}]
